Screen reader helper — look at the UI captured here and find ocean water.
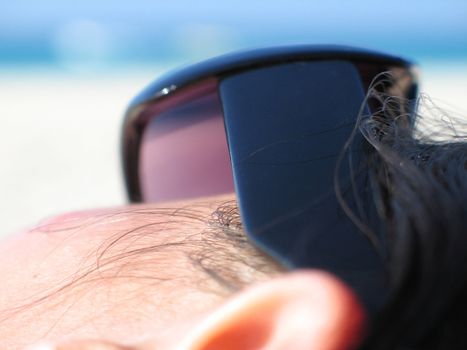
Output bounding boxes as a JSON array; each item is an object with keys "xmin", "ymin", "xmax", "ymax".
[{"xmin": 0, "ymin": 63, "xmax": 466, "ymax": 238}]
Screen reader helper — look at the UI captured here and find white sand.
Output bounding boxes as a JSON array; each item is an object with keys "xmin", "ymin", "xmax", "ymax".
[
  {"xmin": 0, "ymin": 65, "xmax": 466, "ymax": 238},
  {"xmin": 0, "ymin": 70, "xmax": 158, "ymax": 237}
]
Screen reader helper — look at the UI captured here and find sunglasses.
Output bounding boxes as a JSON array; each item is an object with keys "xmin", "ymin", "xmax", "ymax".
[{"xmin": 122, "ymin": 45, "xmax": 418, "ymax": 315}]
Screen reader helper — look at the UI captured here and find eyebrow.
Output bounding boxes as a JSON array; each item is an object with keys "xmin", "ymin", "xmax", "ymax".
[{"xmin": 32, "ymin": 197, "xmax": 280, "ymax": 296}]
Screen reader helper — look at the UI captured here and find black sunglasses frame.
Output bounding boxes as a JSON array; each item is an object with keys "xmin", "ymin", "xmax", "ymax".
[
  {"xmin": 122, "ymin": 45, "xmax": 417, "ymax": 202},
  {"xmin": 121, "ymin": 45, "xmax": 418, "ymax": 315}
]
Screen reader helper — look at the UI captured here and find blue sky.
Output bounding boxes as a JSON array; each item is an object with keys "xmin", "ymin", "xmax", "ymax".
[{"xmin": 1, "ymin": 0, "xmax": 466, "ymax": 67}]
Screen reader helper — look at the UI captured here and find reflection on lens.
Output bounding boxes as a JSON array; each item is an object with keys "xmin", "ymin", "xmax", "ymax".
[{"xmin": 139, "ymin": 81, "xmax": 234, "ymax": 202}]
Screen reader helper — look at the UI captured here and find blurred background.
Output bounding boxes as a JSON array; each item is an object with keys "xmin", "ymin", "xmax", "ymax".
[{"xmin": 1, "ymin": 0, "xmax": 466, "ymax": 238}]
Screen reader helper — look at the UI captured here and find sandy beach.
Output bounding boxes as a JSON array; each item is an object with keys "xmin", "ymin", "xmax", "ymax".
[{"xmin": 1, "ymin": 64, "xmax": 466, "ymax": 238}]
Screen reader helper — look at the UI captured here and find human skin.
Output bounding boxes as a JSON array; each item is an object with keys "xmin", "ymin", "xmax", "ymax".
[{"xmin": 0, "ymin": 194, "xmax": 365, "ymax": 350}]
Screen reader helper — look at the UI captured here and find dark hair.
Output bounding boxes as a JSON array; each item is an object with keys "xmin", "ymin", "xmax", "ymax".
[{"xmin": 352, "ymin": 78, "xmax": 467, "ymax": 349}]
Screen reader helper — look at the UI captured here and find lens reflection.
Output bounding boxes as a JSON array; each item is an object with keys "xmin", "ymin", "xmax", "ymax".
[{"xmin": 139, "ymin": 83, "xmax": 234, "ymax": 202}]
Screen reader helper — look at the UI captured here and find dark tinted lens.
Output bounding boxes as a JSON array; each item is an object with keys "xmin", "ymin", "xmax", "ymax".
[
  {"xmin": 219, "ymin": 60, "xmax": 390, "ymax": 313},
  {"xmin": 139, "ymin": 80, "xmax": 234, "ymax": 202}
]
